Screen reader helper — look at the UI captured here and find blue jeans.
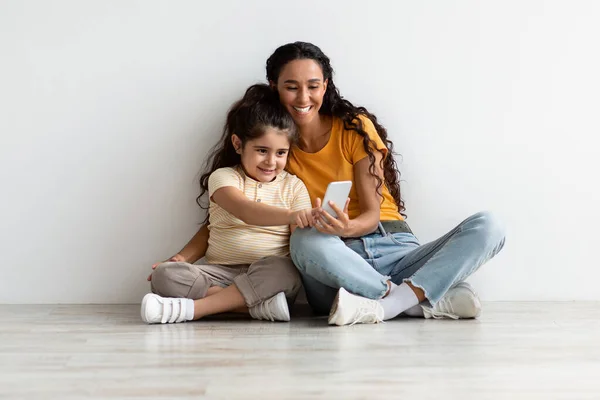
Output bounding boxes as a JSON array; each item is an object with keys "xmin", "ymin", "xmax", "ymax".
[{"xmin": 290, "ymin": 211, "xmax": 506, "ymax": 315}]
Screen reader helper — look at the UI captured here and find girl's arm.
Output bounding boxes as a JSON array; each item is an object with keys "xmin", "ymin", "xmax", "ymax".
[
  {"xmin": 148, "ymin": 224, "xmax": 209, "ymax": 281},
  {"xmin": 212, "ymin": 187, "xmax": 314, "ymax": 227},
  {"xmin": 177, "ymin": 223, "xmax": 210, "ymax": 264}
]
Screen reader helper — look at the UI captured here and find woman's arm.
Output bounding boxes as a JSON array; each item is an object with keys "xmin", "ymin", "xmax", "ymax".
[
  {"xmin": 349, "ymin": 151, "xmax": 385, "ymax": 235},
  {"xmin": 315, "ymin": 151, "xmax": 384, "ymax": 237}
]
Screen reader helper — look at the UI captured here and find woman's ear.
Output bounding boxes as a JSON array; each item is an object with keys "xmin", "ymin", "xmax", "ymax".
[
  {"xmin": 269, "ymin": 80, "xmax": 277, "ymax": 90},
  {"xmin": 323, "ymin": 79, "xmax": 328, "ymax": 92},
  {"xmin": 231, "ymin": 134, "xmax": 242, "ymax": 154}
]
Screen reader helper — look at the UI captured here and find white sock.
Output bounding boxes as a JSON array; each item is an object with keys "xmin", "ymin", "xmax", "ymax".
[
  {"xmin": 378, "ymin": 282, "xmax": 419, "ymax": 320},
  {"xmin": 185, "ymin": 299, "xmax": 195, "ymax": 320},
  {"xmin": 403, "ymin": 304, "xmax": 425, "ymax": 317}
]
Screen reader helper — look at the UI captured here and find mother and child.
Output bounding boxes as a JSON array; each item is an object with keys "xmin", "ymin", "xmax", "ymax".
[{"xmin": 141, "ymin": 42, "xmax": 505, "ymax": 326}]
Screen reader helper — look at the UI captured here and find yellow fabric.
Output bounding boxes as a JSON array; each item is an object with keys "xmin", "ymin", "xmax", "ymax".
[
  {"xmin": 287, "ymin": 115, "xmax": 402, "ymax": 221},
  {"xmin": 206, "ymin": 166, "xmax": 311, "ymax": 265}
]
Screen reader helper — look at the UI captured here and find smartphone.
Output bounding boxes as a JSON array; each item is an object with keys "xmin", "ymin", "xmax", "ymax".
[{"xmin": 321, "ymin": 181, "xmax": 352, "ymax": 218}]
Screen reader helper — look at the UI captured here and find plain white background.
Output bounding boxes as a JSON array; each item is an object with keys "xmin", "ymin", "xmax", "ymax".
[{"xmin": 1, "ymin": 1, "xmax": 599, "ymax": 304}]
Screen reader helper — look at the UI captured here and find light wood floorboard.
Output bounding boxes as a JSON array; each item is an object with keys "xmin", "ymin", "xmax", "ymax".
[{"xmin": 0, "ymin": 302, "xmax": 599, "ymax": 399}]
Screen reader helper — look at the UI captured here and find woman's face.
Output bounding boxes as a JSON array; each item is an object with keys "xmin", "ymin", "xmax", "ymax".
[{"xmin": 274, "ymin": 59, "xmax": 328, "ymax": 128}]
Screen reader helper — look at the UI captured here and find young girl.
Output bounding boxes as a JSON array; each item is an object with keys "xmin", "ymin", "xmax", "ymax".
[{"xmin": 141, "ymin": 84, "xmax": 316, "ymax": 324}]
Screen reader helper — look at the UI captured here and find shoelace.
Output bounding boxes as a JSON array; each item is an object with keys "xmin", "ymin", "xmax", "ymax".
[
  {"xmin": 349, "ymin": 299, "xmax": 383, "ymax": 326},
  {"xmin": 426, "ymin": 298, "xmax": 459, "ymax": 320},
  {"xmin": 349, "ymin": 310, "xmax": 384, "ymax": 326}
]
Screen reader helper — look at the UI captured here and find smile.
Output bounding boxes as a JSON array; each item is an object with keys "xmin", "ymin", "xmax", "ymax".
[{"xmin": 292, "ymin": 106, "xmax": 312, "ymax": 114}]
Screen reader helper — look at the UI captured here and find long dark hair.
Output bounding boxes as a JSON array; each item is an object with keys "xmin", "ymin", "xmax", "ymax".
[
  {"xmin": 266, "ymin": 41, "xmax": 405, "ymax": 215},
  {"xmin": 196, "ymin": 84, "xmax": 296, "ymax": 220}
]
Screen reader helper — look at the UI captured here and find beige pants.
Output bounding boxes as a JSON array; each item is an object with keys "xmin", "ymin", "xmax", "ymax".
[{"xmin": 150, "ymin": 256, "xmax": 302, "ymax": 308}]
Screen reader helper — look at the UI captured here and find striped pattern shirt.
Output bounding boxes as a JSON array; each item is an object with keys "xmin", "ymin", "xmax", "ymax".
[{"xmin": 205, "ymin": 166, "xmax": 311, "ymax": 265}]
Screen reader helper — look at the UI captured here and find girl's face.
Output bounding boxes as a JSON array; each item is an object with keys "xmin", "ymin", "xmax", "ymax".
[
  {"xmin": 274, "ymin": 59, "xmax": 328, "ymax": 128},
  {"xmin": 232, "ymin": 128, "xmax": 291, "ymax": 182}
]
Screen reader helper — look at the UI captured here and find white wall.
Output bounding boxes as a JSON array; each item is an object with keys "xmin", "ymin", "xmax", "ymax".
[{"xmin": 1, "ymin": 1, "xmax": 599, "ymax": 304}]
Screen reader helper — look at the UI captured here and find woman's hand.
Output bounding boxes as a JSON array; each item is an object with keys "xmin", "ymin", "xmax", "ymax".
[
  {"xmin": 314, "ymin": 198, "xmax": 352, "ymax": 237},
  {"xmin": 147, "ymin": 253, "xmax": 186, "ymax": 281}
]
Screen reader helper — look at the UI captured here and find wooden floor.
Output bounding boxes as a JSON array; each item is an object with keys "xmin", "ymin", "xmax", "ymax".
[{"xmin": 0, "ymin": 302, "xmax": 599, "ymax": 399}]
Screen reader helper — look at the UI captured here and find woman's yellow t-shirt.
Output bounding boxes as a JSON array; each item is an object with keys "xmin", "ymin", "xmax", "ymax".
[{"xmin": 286, "ymin": 114, "xmax": 403, "ymax": 221}]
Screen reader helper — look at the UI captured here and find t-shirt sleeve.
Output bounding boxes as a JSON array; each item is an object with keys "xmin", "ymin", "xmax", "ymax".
[
  {"xmin": 208, "ymin": 168, "xmax": 242, "ymax": 198},
  {"xmin": 346, "ymin": 115, "xmax": 388, "ymax": 164},
  {"xmin": 290, "ymin": 178, "xmax": 312, "ymax": 211}
]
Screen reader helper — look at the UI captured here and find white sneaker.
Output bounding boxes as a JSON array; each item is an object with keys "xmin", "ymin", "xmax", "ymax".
[
  {"xmin": 422, "ymin": 282, "xmax": 482, "ymax": 319},
  {"xmin": 141, "ymin": 293, "xmax": 190, "ymax": 324},
  {"xmin": 328, "ymin": 288, "xmax": 384, "ymax": 326},
  {"xmin": 249, "ymin": 292, "xmax": 290, "ymax": 322}
]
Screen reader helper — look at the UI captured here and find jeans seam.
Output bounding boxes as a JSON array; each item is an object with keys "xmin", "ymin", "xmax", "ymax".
[
  {"xmin": 301, "ymin": 253, "xmax": 388, "ymax": 299},
  {"xmin": 396, "ymin": 224, "xmax": 462, "ymax": 275},
  {"xmin": 388, "ymin": 232, "xmax": 418, "ymax": 246},
  {"xmin": 403, "ymin": 224, "xmax": 467, "ymax": 304},
  {"xmin": 360, "ymin": 236, "xmax": 381, "ymax": 271},
  {"xmin": 302, "ymin": 256, "xmax": 356, "ymax": 293}
]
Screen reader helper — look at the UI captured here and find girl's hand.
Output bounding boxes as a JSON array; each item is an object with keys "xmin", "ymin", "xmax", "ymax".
[
  {"xmin": 147, "ymin": 253, "xmax": 186, "ymax": 281},
  {"xmin": 289, "ymin": 208, "xmax": 317, "ymax": 228},
  {"xmin": 314, "ymin": 198, "xmax": 352, "ymax": 237}
]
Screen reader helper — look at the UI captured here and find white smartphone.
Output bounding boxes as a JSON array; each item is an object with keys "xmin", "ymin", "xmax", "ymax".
[{"xmin": 321, "ymin": 181, "xmax": 352, "ymax": 218}]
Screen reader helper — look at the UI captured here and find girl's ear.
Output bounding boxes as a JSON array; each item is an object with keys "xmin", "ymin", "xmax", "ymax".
[
  {"xmin": 269, "ymin": 80, "xmax": 277, "ymax": 90},
  {"xmin": 231, "ymin": 134, "xmax": 242, "ymax": 154}
]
